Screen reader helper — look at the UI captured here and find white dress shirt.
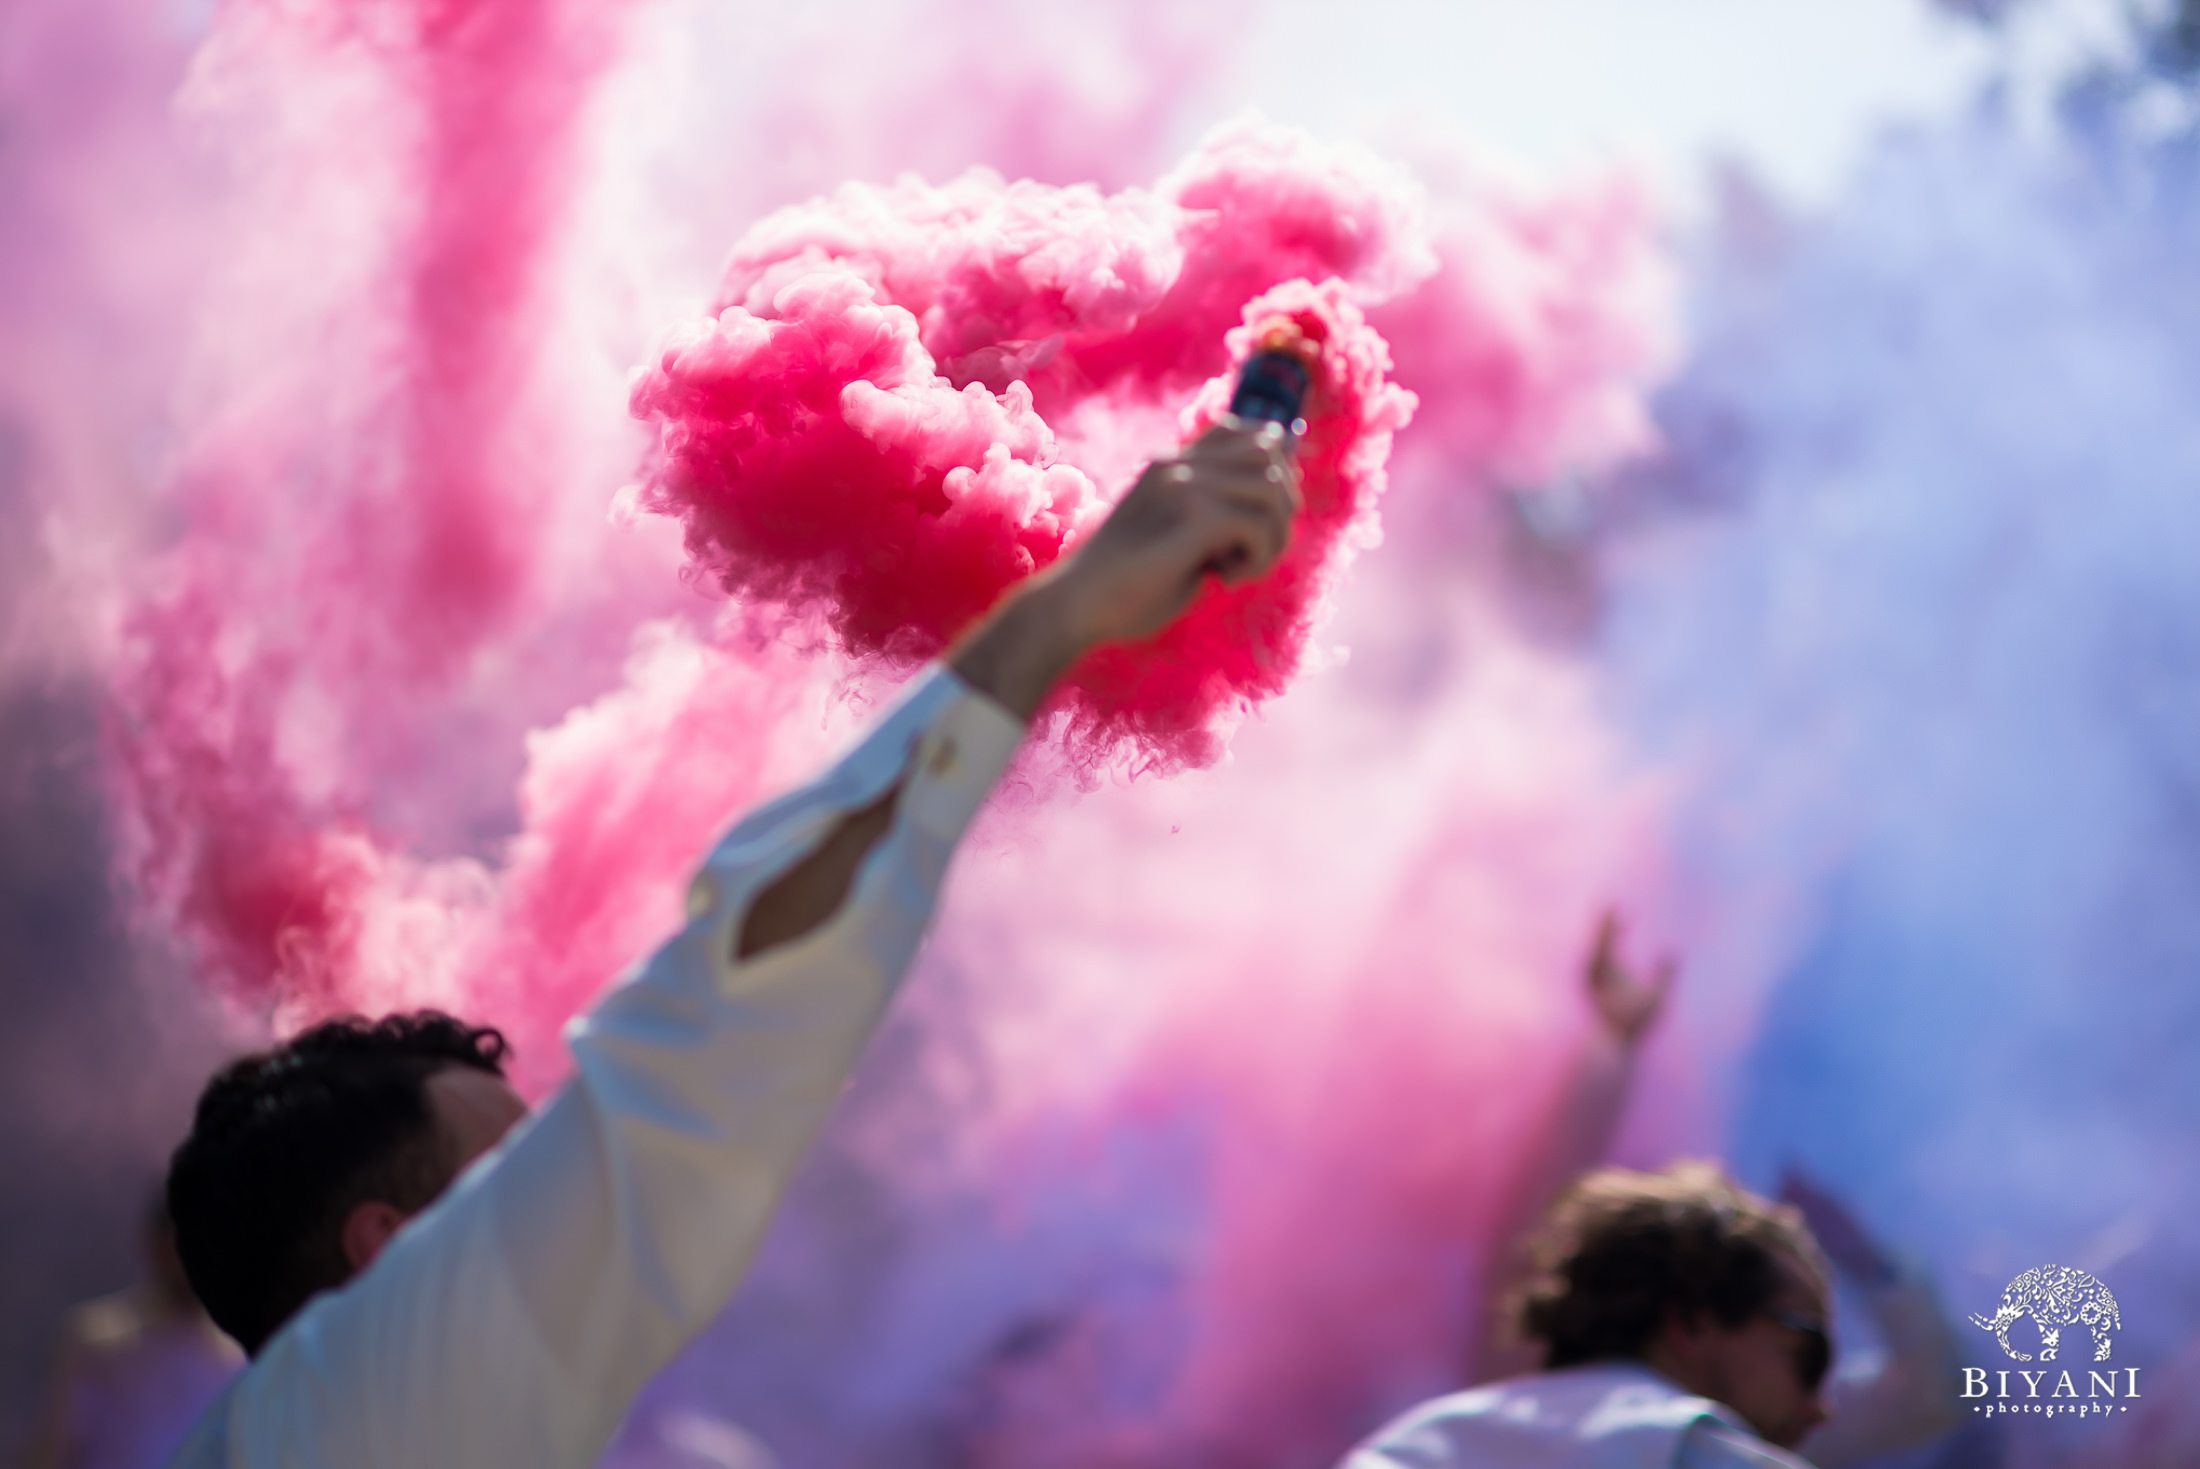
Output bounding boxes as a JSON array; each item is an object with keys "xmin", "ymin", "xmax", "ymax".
[
  {"xmin": 1342, "ymin": 1363, "xmax": 1817, "ymax": 1469},
  {"xmin": 169, "ymin": 667, "xmax": 1026, "ymax": 1469}
]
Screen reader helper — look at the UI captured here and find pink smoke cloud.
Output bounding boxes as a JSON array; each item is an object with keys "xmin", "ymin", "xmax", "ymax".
[
  {"xmin": 631, "ymin": 126, "xmax": 1426, "ymax": 772},
  {"xmin": 112, "ymin": 61, "xmax": 1469, "ymax": 1042}
]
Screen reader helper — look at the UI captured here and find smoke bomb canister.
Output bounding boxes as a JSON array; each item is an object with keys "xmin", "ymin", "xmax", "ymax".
[{"xmin": 1229, "ymin": 350, "xmax": 1312, "ymax": 437}]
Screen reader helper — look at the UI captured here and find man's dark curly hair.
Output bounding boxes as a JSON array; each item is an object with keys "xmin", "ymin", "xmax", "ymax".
[
  {"xmin": 1512, "ymin": 1161, "xmax": 1829, "ymax": 1369},
  {"xmin": 166, "ymin": 1011, "xmax": 509, "ymax": 1355}
]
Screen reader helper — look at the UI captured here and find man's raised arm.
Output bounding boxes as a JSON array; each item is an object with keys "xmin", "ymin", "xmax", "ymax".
[{"xmin": 178, "ymin": 421, "xmax": 1298, "ymax": 1469}]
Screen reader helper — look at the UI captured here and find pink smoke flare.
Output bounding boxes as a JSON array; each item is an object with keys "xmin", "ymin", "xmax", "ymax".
[{"xmin": 631, "ymin": 124, "xmax": 1428, "ymax": 772}]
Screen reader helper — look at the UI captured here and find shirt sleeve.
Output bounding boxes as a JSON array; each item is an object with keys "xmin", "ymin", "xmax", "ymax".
[{"xmin": 198, "ymin": 667, "xmax": 1025, "ymax": 1469}]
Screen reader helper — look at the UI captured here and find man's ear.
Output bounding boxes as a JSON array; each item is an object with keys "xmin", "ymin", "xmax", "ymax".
[
  {"xmin": 1646, "ymin": 1304, "xmax": 1715, "ymax": 1387},
  {"xmin": 1665, "ymin": 1305, "xmax": 1718, "ymax": 1351},
  {"xmin": 339, "ymin": 1199, "xmax": 411, "ymax": 1276}
]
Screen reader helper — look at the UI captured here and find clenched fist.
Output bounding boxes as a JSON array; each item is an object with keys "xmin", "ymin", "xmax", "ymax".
[{"xmin": 950, "ymin": 418, "xmax": 1303, "ymax": 719}]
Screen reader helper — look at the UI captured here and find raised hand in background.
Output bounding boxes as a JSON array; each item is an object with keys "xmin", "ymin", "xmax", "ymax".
[
  {"xmin": 1583, "ymin": 908, "xmax": 1676, "ymax": 1050},
  {"xmin": 1467, "ymin": 908, "xmax": 1676, "ymax": 1383}
]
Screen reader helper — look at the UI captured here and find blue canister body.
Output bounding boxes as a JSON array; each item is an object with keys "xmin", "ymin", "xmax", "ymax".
[{"xmin": 1228, "ymin": 350, "xmax": 1312, "ymax": 437}]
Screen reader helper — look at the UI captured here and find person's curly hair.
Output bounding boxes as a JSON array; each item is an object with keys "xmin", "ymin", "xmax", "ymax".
[
  {"xmin": 166, "ymin": 1011, "xmax": 510, "ymax": 1354},
  {"xmin": 1512, "ymin": 1161, "xmax": 1830, "ymax": 1368}
]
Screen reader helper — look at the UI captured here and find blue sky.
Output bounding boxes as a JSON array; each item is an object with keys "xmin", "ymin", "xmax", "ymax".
[{"xmin": 1232, "ymin": 0, "xmax": 2133, "ymax": 208}]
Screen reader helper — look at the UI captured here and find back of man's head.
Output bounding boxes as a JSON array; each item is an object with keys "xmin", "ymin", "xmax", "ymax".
[
  {"xmin": 1515, "ymin": 1161, "xmax": 1829, "ymax": 1368},
  {"xmin": 166, "ymin": 1011, "xmax": 509, "ymax": 1354}
]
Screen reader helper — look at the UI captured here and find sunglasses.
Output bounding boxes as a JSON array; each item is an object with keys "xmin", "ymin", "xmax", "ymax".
[{"xmin": 1765, "ymin": 1309, "xmax": 1832, "ymax": 1392}]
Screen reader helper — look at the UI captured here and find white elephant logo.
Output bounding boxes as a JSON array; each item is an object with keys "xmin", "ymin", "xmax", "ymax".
[{"xmin": 1970, "ymin": 1265, "xmax": 2121, "ymax": 1363}]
